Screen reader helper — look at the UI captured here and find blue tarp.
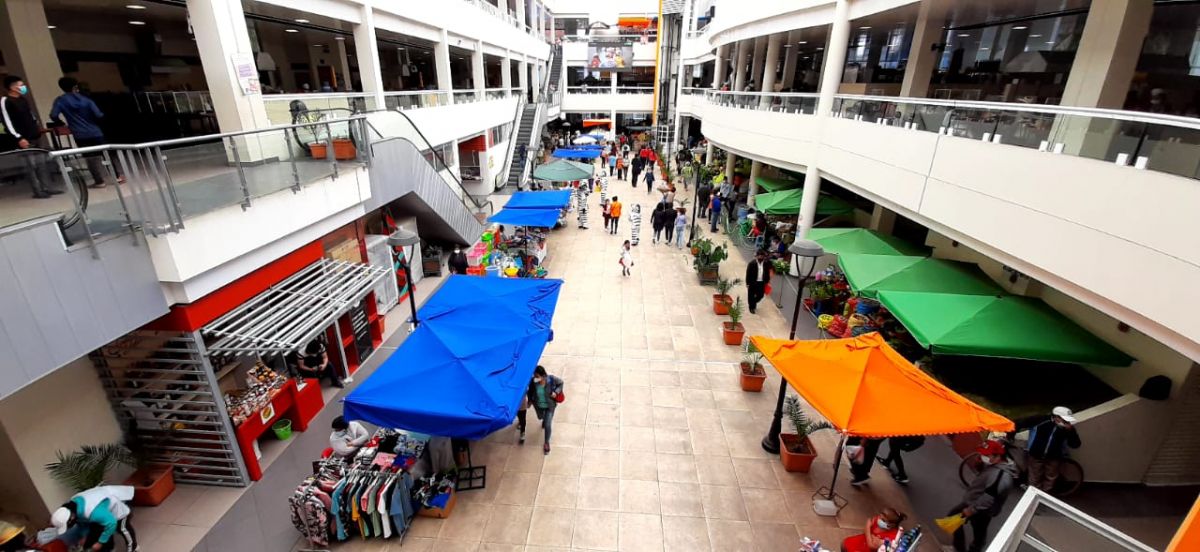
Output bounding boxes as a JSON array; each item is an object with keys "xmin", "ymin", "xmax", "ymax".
[
  {"xmin": 552, "ymin": 148, "xmax": 601, "ymax": 159},
  {"xmin": 504, "ymin": 190, "xmax": 573, "ymax": 209},
  {"xmin": 487, "ymin": 207, "xmax": 562, "ymax": 227},
  {"xmin": 343, "ymin": 277, "xmax": 564, "ymax": 439},
  {"xmin": 562, "ymin": 144, "xmax": 603, "ymax": 150}
]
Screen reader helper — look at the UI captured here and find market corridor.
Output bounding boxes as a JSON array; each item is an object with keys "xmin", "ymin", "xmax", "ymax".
[{"xmin": 312, "ymin": 169, "xmax": 930, "ymax": 552}]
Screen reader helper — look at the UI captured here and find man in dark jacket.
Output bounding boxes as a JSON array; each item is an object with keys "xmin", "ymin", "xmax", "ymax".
[
  {"xmin": 1025, "ymin": 406, "xmax": 1082, "ymax": 492},
  {"xmin": 744, "ymin": 249, "xmax": 772, "ymax": 314},
  {"xmin": 2, "ymin": 75, "xmax": 57, "ymax": 198},
  {"xmin": 630, "ymin": 155, "xmax": 643, "ymax": 186},
  {"xmin": 697, "ymin": 182, "xmax": 712, "ymax": 218},
  {"xmin": 52, "ymin": 77, "xmax": 123, "ymax": 187},
  {"xmin": 949, "ymin": 440, "xmax": 1017, "ymax": 552}
]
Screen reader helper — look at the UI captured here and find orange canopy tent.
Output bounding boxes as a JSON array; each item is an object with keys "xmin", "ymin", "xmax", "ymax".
[{"xmin": 750, "ymin": 332, "xmax": 1013, "ymax": 505}]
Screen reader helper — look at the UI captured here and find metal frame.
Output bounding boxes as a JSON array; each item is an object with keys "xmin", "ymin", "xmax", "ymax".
[{"xmin": 986, "ymin": 487, "xmax": 1157, "ymax": 552}]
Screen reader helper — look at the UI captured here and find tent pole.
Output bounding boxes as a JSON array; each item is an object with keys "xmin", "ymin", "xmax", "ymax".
[{"xmin": 827, "ymin": 432, "xmax": 847, "ymax": 500}]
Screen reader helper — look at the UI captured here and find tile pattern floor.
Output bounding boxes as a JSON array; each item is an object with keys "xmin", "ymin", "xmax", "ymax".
[{"xmin": 310, "ymin": 168, "xmax": 932, "ymax": 551}]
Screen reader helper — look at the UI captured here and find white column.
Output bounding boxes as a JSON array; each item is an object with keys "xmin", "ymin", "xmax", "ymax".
[
  {"xmin": 759, "ymin": 33, "xmax": 783, "ymax": 106},
  {"xmin": 713, "ymin": 44, "xmax": 728, "ymax": 88},
  {"xmin": 798, "ymin": 0, "xmax": 850, "ymax": 238},
  {"xmin": 705, "ymin": 142, "xmax": 715, "ymax": 164},
  {"xmin": 724, "ymin": 152, "xmax": 736, "ymax": 193},
  {"xmin": 611, "ymin": 70, "xmax": 618, "ymax": 93},
  {"xmin": 748, "ymin": 160, "xmax": 762, "ymax": 206},
  {"xmin": 353, "ymin": 4, "xmax": 385, "ymax": 109},
  {"xmin": 435, "ymin": 29, "xmax": 453, "ymax": 92},
  {"xmin": 750, "ymin": 36, "xmax": 768, "ymax": 89},
  {"xmin": 900, "ymin": 0, "xmax": 952, "ymax": 98},
  {"xmin": 185, "ymin": 0, "xmax": 270, "ymax": 133},
  {"xmin": 472, "ymin": 40, "xmax": 485, "ymax": 93},
  {"xmin": 1060, "ymin": 0, "xmax": 1154, "ymax": 108},
  {"xmin": 518, "ymin": 59, "xmax": 529, "ymax": 97},
  {"xmin": 732, "ymin": 40, "xmax": 749, "ymax": 91},
  {"xmin": 336, "ymin": 38, "xmax": 352, "ymax": 92},
  {"xmin": 0, "ymin": 0, "xmax": 59, "ymax": 122},
  {"xmin": 502, "ymin": 51, "xmax": 513, "ymax": 94},
  {"xmin": 780, "ymin": 30, "xmax": 801, "ymax": 91},
  {"xmin": 549, "ymin": 13, "xmax": 555, "ymax": 38}
]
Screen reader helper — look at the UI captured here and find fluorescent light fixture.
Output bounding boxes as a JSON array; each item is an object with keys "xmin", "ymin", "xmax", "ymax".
[
  {"xmin": 47, "ymin": 25, "xmax": 56, "ymax": 29},
  {"xmin": 1046, "ymin": 40, "xmax": 1055, "ymax": 44},
  {"xmin": 860, "ymin": 26, "xmax": 871, "ymax": 30},
  {"xmin": 285, "ymin": 28, "xmax": 299, "ymax": 33},
  {"xmin": 816, "ymin": 47, "xmax": 824, "ymax": 50},
  {"xmin": 1029, "ymin": 34, "xmax": 1042, "ymax": 38},
  {"xmin": 313, "ymin": 44, "xmax": 324, "ymax": 47},
  {"xmin": 1013, "ymin": 25, "xmax": 1028, "ymax": 30},
  {"xmin": 335, "ymin": 36, "xmax": 345, "ymax": 40},
  {"xmin": 797, "ymin": 41, "xmax": 807, "ymax": 44},
  {"xmin": 979, "ymin": 47, "xmax": 989, "ymax": 50},
  {"xmin": 958, "ymin": 33, "xmax": 970, "ymax": 37},
  {"xmin": 295, "ymin": 18, "xmax": 310, "ymax": 23},
  {"xmin": 128, "ymin": 20, "xmax": 146, "ymax": 25},
  {"xmin": 126, "ymin": 4, "xmax": 146, "ymax": 9}
]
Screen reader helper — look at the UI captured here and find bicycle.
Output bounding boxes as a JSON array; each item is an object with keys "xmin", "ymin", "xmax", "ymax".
[{"xmin": 958, "ymin": 438, "xmax": 1084, "ymax": 497}]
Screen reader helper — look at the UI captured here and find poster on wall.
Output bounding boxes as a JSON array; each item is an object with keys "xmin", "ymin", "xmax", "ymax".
[
  {"xmin": 230, "ymin": 52, "xmax": 261, "ymax": 95},
  {"xmin": 587, "ymin": 39, "xmax": 634, "ymax": 72}
]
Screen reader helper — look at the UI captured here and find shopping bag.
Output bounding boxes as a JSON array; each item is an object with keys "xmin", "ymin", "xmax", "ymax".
[
  {"xmin": 553, "ymin": 391, "xmax": 565, "ymax": 403},
  {"xmin": 936, "ymin": 514, "xmax": 967, "ymax": 534},
  {"xmin": 764, "ymin": 283, "xmax": 772, "ymax": 295}
]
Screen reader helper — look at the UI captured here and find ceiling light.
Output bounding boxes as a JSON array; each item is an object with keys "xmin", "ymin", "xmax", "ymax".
[
  {"xmin": 128, "ymin": 20, "xmax": 145, "ymax": 25},
  {"xmin": 958, "ymin": 33, "xmax": 970, "ymax": 37},
  {"xmin": 1029, "ymin": 34, "xmax": 1042, "ymax": 38},
  {"xmin": 979, "ymin": 47, "xmax": 989, "ymax": 50},
  {"xmin": 797, "ymin": 40, "xmax": 807, "ymax": 44},
  {"xmin": 285, "ymin": 29, "xmax": 299, "ymax": 33},
  {"xmin": 313, "ymin": 44, "xmax": 324, "ymax": 47},
  {"xmin": 1013, "ymin": 25, "xmax": 1028, "ymax": 30},
  {"xmin": 1046, "ymin": 40, "xmax": 1055, "ymax": 44},
  {"xmin": 295, "ymin": 18, "xmax": 310, "ymax": 23},
  {"xmin": 335, "ymin": 36, "xmax": 345, "ymax": 41},
  {"xmin": 47, "ymin": 25, "xmax": 56, "ymax": 29},
  {"xmin": 860, "ymin": 26, "xmax": 871, "ymax": 30},
  {"xmin": 126, "ymin": 4, "xmax": 146, "ymax": 9}
]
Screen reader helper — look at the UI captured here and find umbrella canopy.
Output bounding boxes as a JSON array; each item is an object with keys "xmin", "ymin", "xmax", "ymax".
[
  {"xmin": 755, "ymin": 175, "xmax": 800, "ymax": 193},
  {"xmin": 751, "ymin": 333, "xmax": 1015, "ymax": 438},
  {"xmin": 533, "ymin": 159, "xmax": 594, "ymax": 181},
  {"xmin": 552, "ymin": 148, "xmax": 601, "ymax": 160},
  {"xmin": 806, "ymin": 228, "xmax": 929, "ymax": 256},
  {"xmin": 877, "ymin": 292, "xmax": 1134, "ymax": 366},
  {"xmin": 488, "ymin": 207, "xmax": 561, "ymax": 227},
  {"xmin": 344, "ymin": 277, "xmax": 563, "ymax": 439},
  {"xmin": 572, "ymin": 135, "xmax": 597, "ymax": 144},
  {"xmin": 503, "ymin": 190, "xmax": 573, "ymax": 210},
  {"xmin": 837, "ymin": 254, "xmax": 1003, "ymax": 298},
  {"xmin": 754, "ymin": 188, "xmax": 855, "ymax": 217}
]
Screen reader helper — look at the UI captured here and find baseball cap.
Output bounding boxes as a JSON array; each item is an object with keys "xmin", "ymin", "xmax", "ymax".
[
  {"xmin": 977, "ymin": 440, "xmax": 1006, "ymax": 457},
  {"xmin": 50, "ymin": 507, "xmax": 70, "ymax": 536},
  {"xmin": 1052, "ymin": 406, "xmax": 1077, "ymax": 424}
]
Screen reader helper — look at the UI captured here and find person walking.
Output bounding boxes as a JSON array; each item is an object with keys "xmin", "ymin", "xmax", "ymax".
[
  {"xmin": 1, "ymin": 75, "xmax": 57, "ymax": 198},
  {"xmin": 848, "ymin": 437, "xmax": 884, "ymax": 486},
  {"xmin": 651, "ymin": 203, "xmax": 666, "ymax": 244},
  {"xmin": 948, "ymin": 440, "xmax": 1017, "ymax": 552},
  {"xmin": 600, "ymin": 198, "xmax": 612, "ymax": 232},
  {"xmin": 674, "ymin": 208, "xmax": 688, "ymax": 248},
  {"xmin": 876, "ymin": 436, "xmax": 925, "ymax": 485},
  {"xmin": 51, "ymin": 77, "xmax": 123, "ymax": 187},
  {"xmin": 709, "ymin": 194, "xmax": 722, "ymax": 233},
  {"xmin": 619, "ymin": 240, "xmax": 634, "ymax": 276},
  {"xmin": 662, "ymin": 201, "xmax": 677, "ymax": 245},
  {"xmin": 629, "ymin": 204, "xmax": 642, "ymax": 246},
  {"xmin": 608, "ymin": 196, "xmax": 622, "ymax": 235},
  {"xmin": 697, "ymin": 181, "xmax": 712, "ymax": 218},
  {"xmin": 527, "ymin": 365, "xmax": 564, "ymax": 454},
  {"xmin": 631, "ymin": 156, "xmax": 643, "ymax": 187},
  {"xmin": 448, "ymin": 245, "xmax": 469, "ymax": 274},
  {"xmin": 607, "ymin": 151, "xmax": 617, "ymax": 176},
  {"xmin": 744, "ymin": 249, "xmax": 772, "ymax": 314},
  {"xmin": 643, "ymin": 166, "xmax": 655, "ymax": 194},
  {"xmin": 50, "ymin": 485, "xmax": 138, "ymax": 552},
  {"xmin": 616, "ymin": 155, "xmax": 626, "ymax": 180},
  {"xmin": 1025, "ymin": 407, "xmax": 1082, "ymax": 493}
]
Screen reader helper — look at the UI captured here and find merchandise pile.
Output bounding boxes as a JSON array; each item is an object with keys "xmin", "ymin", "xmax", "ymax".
[{"xmin": 225, "ymin": 363, "xmax": 287, "ymax": 425}]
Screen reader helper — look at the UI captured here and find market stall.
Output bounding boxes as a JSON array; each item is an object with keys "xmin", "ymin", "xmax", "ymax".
[
  {"xmin": 836, "ymin": 254, "xmax": 1003, "ymax": 298},
  {"xmin": 805, "ymin": 228, "xmax": 929, "ymax": 257},
  {"xmin": 754, "ymin": 174, "xmax": 801, "ymax": 193},
  {"xmin": 753, "ymin": 188, "xmax": 856, "ymax": 217},
  {"xmin": 552, "ymin": 147, "xmax": 602, "ymax": 160}
]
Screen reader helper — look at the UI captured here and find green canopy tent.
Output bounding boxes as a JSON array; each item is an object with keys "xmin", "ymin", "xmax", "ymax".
[
  {"xmin": 532, "ymin": 159, "xmax": 594, "ymax": 182},
  {"xmin": 754, "ymin": 175, "xmax": 801, "ymax": 193},
  {"xmin": 837, "ymin": 254, "xmax": 1003, "ymax": 298},
  {"xmin": 877, "ymin": 291, "xmax": 1134, "ymax": 366},
  {"xmin": 753, "ymin": 188, "xmax": 855, "ymax": 217},
  {"xmin": 807, "ymin": 228, "xmax": 929, "ymax": 256}
]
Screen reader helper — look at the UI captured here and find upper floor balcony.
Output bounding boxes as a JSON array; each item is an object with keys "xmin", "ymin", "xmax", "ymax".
[
  {"xmin": 562, "ymin": 85, "xmax": 655, "ymax": 113},
  {"xmin": 682, "ymin": 89, "xmax": 1200, "ymax": 362}
]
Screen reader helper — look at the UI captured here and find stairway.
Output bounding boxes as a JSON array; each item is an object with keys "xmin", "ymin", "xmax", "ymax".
[
  {"xmin": 548, "ymin": 45, "xmax": 563, "ymax": 95},
  {"xmin": 504, "ymin": 104, "xmax": 539, "ymax": 189}
]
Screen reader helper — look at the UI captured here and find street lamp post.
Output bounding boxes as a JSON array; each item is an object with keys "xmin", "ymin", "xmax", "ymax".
[
  {"xmin": 387, "ymin": 228, "xmax": 422, "ymax": 331},
  {"xmin": 761, "ymin": 239, "xmax": 825, "ymax": 454}
]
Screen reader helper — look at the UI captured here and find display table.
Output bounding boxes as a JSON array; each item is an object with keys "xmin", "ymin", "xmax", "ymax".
[{"xmin": 235, "ymin": 378, "xmax": 324, "ymax": 480}]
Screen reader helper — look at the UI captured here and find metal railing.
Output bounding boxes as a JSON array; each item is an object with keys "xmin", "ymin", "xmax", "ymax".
[
  {"xmin": 705, "ymin": 90, "xmax": 1200, "ymax": 181},
  {"xmin": 263, "ymin": 93, "xmax": 376, "ymax": 126},
  {"xmin": 681, "ymin": 87, "xmax": 711, "ymax": 95},
  {"xmin": 986, "ymin": 488, "xmax": 1156, "ymax": 552},
  {"xmin": 562, "ymin": 33, "xmax": 657, "ymax": 43},
  {"xmin": 383, "ymin": 90, "xmax": 452, "ymax": 110},
  {"xmin": 484, "ymin": 88, "xmax": 511, "ymax": 101},
  {"xmin": 135, "ymin": 91, "xmax": 214, "ymax": 115},
  {"xmin": 566, "ymin": 85, "xmax": 612, "ymax": 95},
  {"xmin": 617, "ymin": 86, "xmax": 655, "ymax": 95}
]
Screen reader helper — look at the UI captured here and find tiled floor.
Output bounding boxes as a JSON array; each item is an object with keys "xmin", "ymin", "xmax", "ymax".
[{"xmin": 309, "ymin": 168, "xmax": 932, "ymax": 551}]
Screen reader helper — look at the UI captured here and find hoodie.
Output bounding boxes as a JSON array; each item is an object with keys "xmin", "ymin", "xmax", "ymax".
[
  {"xmin": 51, "ymin": 92, "xmax": 105, "ymax": 140},
  {"xmin": 962, "ymin": 461, "xmax": 1018, "ymax": 516}
]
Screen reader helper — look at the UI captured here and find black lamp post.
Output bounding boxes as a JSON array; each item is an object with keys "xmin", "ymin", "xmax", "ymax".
[
  {"xmin": 387, "ymin": 228, "xmax": 422, "ymax": 330},
  {"xmin": 761, "ymin": 239, "xmax": 825, "ymax": 454}
]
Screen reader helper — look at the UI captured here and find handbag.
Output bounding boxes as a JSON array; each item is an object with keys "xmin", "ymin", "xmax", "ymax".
[{"xmin": 553, "ymin": 390, "xmax": 565, "ymax": 403}]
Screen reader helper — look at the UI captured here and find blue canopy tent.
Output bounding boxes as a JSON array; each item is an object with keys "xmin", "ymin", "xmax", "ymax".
[
  {"xmin": 562, "ymin": 144, "xmax": 603, "ymax": 150},
  {"xmin": 487, "ymin": 207, "xmax": 562, "ymax": 227},
  {"xmin": 343, "ymin": 277, "xmax": 564, "ymax": 439},
  {"xmin": 552, "ymin": 148, "xmax": 601, "ymax": 159},
  {"xmin": 503, "ymin": 190, "xmax": 573, "ymax": 210}
]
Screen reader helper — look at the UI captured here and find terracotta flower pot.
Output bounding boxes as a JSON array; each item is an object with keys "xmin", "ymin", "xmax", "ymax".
[
  {"xmin": 779, "ymin": 434, "xmax": 819, "ymax": 472},
  {"xmin": 125, "ymin": 465, "xmax": 175, "ymax": 507},
  {"xmin": 723, "ymin": 321, "xmax": 745, "ymax": 346},
  {"xmin": 739, "ymin": 361, "xmax": 766, "ymax": 392},
  {"xmin": 332, "ymin": 138, "xmax": 357, "ymax": 160},
  {"xmin": 713, "ymin": 294, "xmax": 732, "ymax": 315},
  {"xmin": 308, "ymin": 143, "xmax": 328, "ymax": 159},
  {"xmin": 697, "ymin": 266, "xmax": 719, "ymax": 285},
  {"xmin": 691, "ymin": 246, "xmax": 700, "ymax": 256}
]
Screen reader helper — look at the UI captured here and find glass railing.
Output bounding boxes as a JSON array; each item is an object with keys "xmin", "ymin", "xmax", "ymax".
[
  {"xmin": 263, "ymin": 93, "xmax": 376, "ymax": 126},
  {"xmin": 682, "ymin": 87, "xmax": 710, "ymax": 95},
  {"xmin": 562, "ymin": 33, "xmax": 657, "ymax": 44},
  {"xmin": 987, "ymin": 488, "xmax": 1156, "ymax": 552},
  {"xmin": 484, "ymin": 88, "xmax": 510, "ymax": 101},
  {"xmin": 453, "ymin": 90, "xmax": 481, "ymax": 104},
  {"xmin": 706, "ymin": 90, "xmax": 1200, "ymax": 181},
  {"xmin": 566, "ymin": 86, "xmax": 611, "ymax": 95},
  {"xmin": 1, "ymin": 117, "xmax": 371, "ymax": 250},
  {"xmin": 383, "ymin": 90, "xmax": 452, "ymax": 110},
  {"xmin": 617, "ymin": 86, "xmax": 655, "ymax": 95},
  {"xmin": 135, "ymin": 91, "xmax": 214, "ymax": 115}
]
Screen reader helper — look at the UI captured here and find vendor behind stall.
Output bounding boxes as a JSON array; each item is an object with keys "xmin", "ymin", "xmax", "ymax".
[
  {"xmin": 841, "ymin": 507, "xmax": 905, "ymax": 552},
  {"xmin": 293, "ymin": 339, "xmax": 343, "ymax": 388},
  {"xmin": 330, "ymin": 416, "xmax": 370, "ymax": 457}
]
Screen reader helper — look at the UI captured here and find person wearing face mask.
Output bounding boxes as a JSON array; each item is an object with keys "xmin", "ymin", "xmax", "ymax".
[
  {"xmin": 840, "ymin": 507, "xmax": 905, "ymax": 552},
  {"xmin": 2, "ymin": 75, "xmax": 58, "ymax": 198},
  {"xmin": 949, "ymin": 440, "xmax": 1017, "ymax": 552},
  {"xmin": 526, "ymin": 365, "xmax": 564, "ymax": 455},
  {"xmin": 1024, "ymin": 406, "xmax": 1082, "ymax": 493},
  {"xmin": 448, "ymin": 245, "xmax": 469, "ymax": 275}
]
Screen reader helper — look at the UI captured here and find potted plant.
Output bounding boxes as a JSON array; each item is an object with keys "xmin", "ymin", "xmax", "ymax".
[
  {"xmin": 713, "ymin": 277, "xmax": 741, "ymax": 314},
  {"xmin": 779, "ymin": 396, "xmax": 833, "ymax": 472},
  {"xmin": 723, "ymin": 297, "xmax": 747, "ymax": 346},
  {"xmin": 739, "ymin": 342, "xmax": 767, "ymax": 392},
  {"xmin": 125, "ymin": 427, "xmax": 177, "ymax": 506},
  {"xmin": 693, "ymin": 239, "xmax": 728, "ymax": 285},
  {"xmin": 46, "ymin": 442, "xmax": 172, "ymax": 506}
]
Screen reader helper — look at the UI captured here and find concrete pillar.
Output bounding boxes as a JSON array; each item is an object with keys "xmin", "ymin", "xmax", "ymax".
[
  {"xmin": 515, "ymin": 0, "xmax": 527, "ymax": 29},
  {"xmin": 1060, "ymin": 0, "xmax": 1154, "ymax": 108},
  {"xmin": 869, "ymin": 204, "xmax": 897, "ymax": 234},
  {"xmin": 750, "ymin": 36, "xmax": 768, "ymax": 90},
  {"xmin": 799, "ymin": 0, "xmax": 850, "ymax": 238},
  {"xmin": 748, "ymin": 160, "xmax": 762, "ymax": 206},
  {"xmin": 307, "ymin": 44, "xmax": 323, "ymax": 90},
  {"xmin": 759, "ymin": 33, "xmax": 783, "ymax": 106},
  {"xmin": 705, "ymin": 142, "xmax": 714, "ymax": 164},
  {"xmin": 549, "ymin": 13, "xmax": 556, "ymax": 38},
  {"xmin": 724, "ymin": 152, "xmax": 736, "ymax": 193},
  {"xmin": 781, "ymin": 30, "xmax": 801, "ymax": 91},
  {"xmin": 185, "ymin": 0, "xmax": 270, "ymax": 133},
  {"xmin": 472, "ymin": 40, "xmax": 485, "ymax": 93},
  {"xmin": 611, "ymin": 71, "xmax": 618, "ymax": 93},
  {"xmin": 518, "ymin": 59, "xmax": 529, "ymax": 97},
  {"xmin": 0, "ymin": 0, "xmax": 60, "ymax": 122},
  {"xmin": 713, "ymin": 44, "xmax": 729, "ymax": 88},
  {"xmin": 502, "ymin": 51, "xmax": 513, "ymax": 93},
  {"xmin": 435, "ymin": 29, "xmax": 453, "ymax": 91},
  {"xmin": 900, "ymin": 0, "xmax": 952, "ymax": 98},
  {"xmin": 353, "ymin": 4, "xmax": 385, "ymax": 108},
  {"xmin": 733, "ymin": 40, "xmax": 750, "ymax": 91},
  {"xmin": 336, "ymin": 38, "xmax": 352, "ymax": 92}
]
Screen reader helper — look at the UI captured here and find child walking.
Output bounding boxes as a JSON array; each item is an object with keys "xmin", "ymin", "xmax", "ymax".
[{"xmin": 619, "ymin": 240, "xmax": 634, "ymax": 277}]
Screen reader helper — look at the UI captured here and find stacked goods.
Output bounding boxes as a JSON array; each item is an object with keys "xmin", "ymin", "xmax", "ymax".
[{"xmin": 225, "ymin": 363, "xmax": 287, "ymax": 426}]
